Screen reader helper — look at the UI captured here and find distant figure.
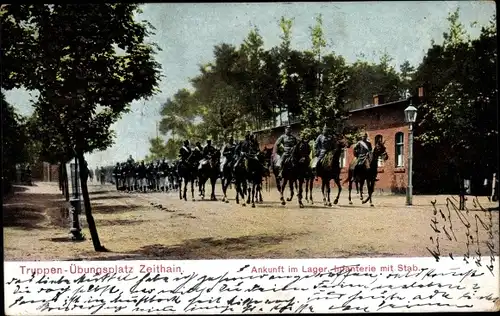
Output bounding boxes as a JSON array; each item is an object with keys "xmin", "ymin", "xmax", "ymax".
[
  {"xmin": 100, "ymin": 166, "xmax": 105, "ymax": 184},
  {"xmin": 95, "ymin": 166, "xmax": 101, "ymax": 183},
  {"xmin": 25, "ymin": 164, "xmax": 32, "ymax": 186},
  {"xmin": 89, "ymin": 168, "xmax": 94, "ymax": 183}
]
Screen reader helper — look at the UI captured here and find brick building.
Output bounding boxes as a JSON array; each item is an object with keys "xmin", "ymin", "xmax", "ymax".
[{"xmin": 254, "ymin": 94, "xmax": 418, "ymax": 193}]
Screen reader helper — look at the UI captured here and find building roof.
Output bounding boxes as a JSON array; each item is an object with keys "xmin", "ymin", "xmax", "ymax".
[
  {"xmin": 348, "ymin": 98, "xmax": 409, "ymax": 113},
  {"xmin": 253, "ymin": 98, "xmax": 410, "ymax": 134}
]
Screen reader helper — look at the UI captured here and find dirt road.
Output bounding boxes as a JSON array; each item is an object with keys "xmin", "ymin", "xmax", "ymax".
[{"xmin": 4, "ymin": 182, "xmax": 499, "ymax": 261}]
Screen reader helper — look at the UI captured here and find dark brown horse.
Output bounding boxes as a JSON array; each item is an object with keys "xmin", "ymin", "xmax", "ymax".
[
  {"xmin": 198, "ymin": 152, "xmax": 220, "ymax": 201},
  {"xmin": 346, "ymin": 140, "xmax": 388, "ymax": 207},
  {"xmin": 315, "ymin": 137, "xmax": 348, "ymax": 206}
]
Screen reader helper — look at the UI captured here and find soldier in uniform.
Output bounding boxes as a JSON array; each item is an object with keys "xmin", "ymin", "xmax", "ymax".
[
  {"xmin": 353, "ymin": 132, "xmax": 372, "ymax": 168},
  {"xmin": 312, "ymin": 125, "xmax": 335, "ymax": 171},
  {"xmin": 127, "ymin": 155, "xmax": 135, "ymax": 165},
  {"xmin": 112, "ymin": 163, "xmax": 121, "ymax": 191},
  {"xmin": 249, "ymin": 133, "xmax": 260, "ymax": 155},
  {"xmin": 190, "ymin": 141, "xmax": 202, "ymax": 169},
  {"xmin": 159, "ymin": 158, "xmax": 169, "ymax": 192},
  {"xmin": 233, "ymin": 132, "xmax": 252, "ymax": 169},
  {"xmin": 179, "ymin": 140, "xmax": 192, "ymax": 162},
  {"xmin": 273, "ymin": 126, "xmax": 298, "ymax": 178},
  {"xmin": 100, "ymin": 166, "xmax": 106, "ymax": 184},
  {"xmin": 221, "ymin": 136, "xmax": 236, "ymax": 172},
  {"xmin": 137, "ymin": 161, "xmax": 147, "ymax": 192},
  {"xmin": 203, "ymin": 140, "xmax": 218, "ymax": 158}
]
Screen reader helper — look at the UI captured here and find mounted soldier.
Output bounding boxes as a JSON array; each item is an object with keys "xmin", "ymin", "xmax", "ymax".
[
  {"xmin": 199, "ymin": 139, "xmax": 217, "ymax": 170},
  {"xmin": 273, "ymin": 125, "xmax": 298, "ymax": 178},
  {"xmin": 221, "ymin": 136, "xmax": 236, "ymax": 172},
  {"xmin": 179, "ymin": 140, "xmax": 192, "ymax": 162},
  {"xmin": 192, "ymin": 141, "xmax": 204, "ymax": 168},
  {"xmin": 353, "ymin": 132, "xmax": 373, "ymax": 169},
  {"xmin": 249, "ymin": 133, "xmax": 260, "ymax": 155},
  {"xmin": 203, "ymin": 139, "xmax": 218, "ymax": 158},
  {"xmin": 233, "ymin": 131, "xmax": 252, "ymax": 169},
  {"xmin": 312, "ymin": 125, "xmax": 336, "ymax": 172},
  {"xmin": 126, "ymin": 155, "xmax": 135, "ymax": 165}
]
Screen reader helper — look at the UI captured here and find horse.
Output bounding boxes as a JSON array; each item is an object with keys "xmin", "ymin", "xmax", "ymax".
[
  {"xmin": 232, "ymin": 153, "xmax": 249, "ymax": 206},
  {"xmin": 294, "ymin": 140, "xmax": 314, "ymax": 208},
  {"xmin": 220, "ymin": 148, "xmax": 236, "ymax": 203},
  {"xmin": 276, "ymin": 145, "xmax": 299, "ymax": 206},
  {"xmin": 198, "ymin": 152, "xmax": 220, "ymax": 201},
  {"xmin": 177, "ymin": 155, "xmax": 198, "ymax": 201},
  {"xmin": 346, "ymin": 140, "xmax": 388, "ymax": 207},
  {"xmin": 315, "ymin": 137, "xmax": 347, "ymax": 207},
  {"xmin": 256, "ymin": 147, "xmax": 273, "ymax": 203},
  {"xmin": 245, "ymin": 150, "xmax": 271, "ymax": 208},
  {"xmin": 271, "ymin": 153, "xmax": 283, "ymax": 195}
]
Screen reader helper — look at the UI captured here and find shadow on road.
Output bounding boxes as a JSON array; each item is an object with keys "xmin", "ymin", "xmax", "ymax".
[
  {"xmin": 91, "ymin": 204, "xmax": 142, "ymax": 214},
  {"xmin": 3, "ymin": 191, "xmax": 66, "ymax": 230},
  {"xmin": 90, "ymin": 195, "xmax": 132, "ymax": 201},
  {"xmin": 3, "ymin": 205, "xmax": 48, "ymax": 230},
  {"xmin": 71, "ymin": 233, "xmax": 305, "ymax": 261}
]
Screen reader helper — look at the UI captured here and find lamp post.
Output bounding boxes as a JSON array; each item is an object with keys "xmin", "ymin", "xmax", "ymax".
[
  {"xmin": 69, "ymin": 155, "xmax": 84, "ymax": 240},
  {"xmin": 404, "ymin": 100, "xmax": 418, "ymax": 206}
]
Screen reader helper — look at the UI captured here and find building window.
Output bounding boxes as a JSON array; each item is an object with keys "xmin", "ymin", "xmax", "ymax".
[
  {"xmin": 395, "ymin": 132, "xmax": 404, "ymax": 167},
  {"xmin": 375, "ymin": 135, "xmax": 384, "ymax": 167},
  {"xmin": 339, "ymin": 148, "xmax": 347, "ymax": 168}
]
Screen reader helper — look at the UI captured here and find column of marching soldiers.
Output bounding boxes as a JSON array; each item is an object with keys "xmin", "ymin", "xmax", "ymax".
[{"xmin": 109, "ymin": 132, "xmax": 261, "ymax": 194}]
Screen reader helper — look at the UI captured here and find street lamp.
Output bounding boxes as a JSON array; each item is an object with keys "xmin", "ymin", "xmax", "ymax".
[
  {"xmin": 404, "ymin": 100, "xmax": 418, "ymax": 206},
  {"xmin": 69, "ymin": 151, "xmax": 84, "ymax": 240}
]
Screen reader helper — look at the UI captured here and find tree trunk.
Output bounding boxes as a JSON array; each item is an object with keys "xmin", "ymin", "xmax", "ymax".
[
  {"xmin": 77, "ymin": 152, "xmax": 106, "ymax": 252},
  {"xmin": 59, "ymin": 163, "xmax": 64, "ymax": 192}
]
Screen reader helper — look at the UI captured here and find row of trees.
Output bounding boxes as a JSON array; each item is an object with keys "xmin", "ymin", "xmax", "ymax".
[
  {"xmin": 147, "ymin": 14, "xmax": 415, "ymax": 160},
  {"xmin": 1, "ymin": 4, "xmax": 162, "ymax": 250}
]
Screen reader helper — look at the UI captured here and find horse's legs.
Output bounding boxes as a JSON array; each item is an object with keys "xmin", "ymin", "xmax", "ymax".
[
  {"xmin": 183, "ymin": 178, "xmax": 188, "ymax": 201},
  {"xmin": 280, "ymin": 178, "xmax": 288, "ymax": 205},
  {"xmin": 326, "ymin": 178, "xmax": 332, "ymax": 207},
  {"xmin": 298, "ymin": 178, "xmax": 304, "ymax": 208},
  {"xmin": 240, "ymin": 180, "xmax": 247, "ymax": 206},
  {"xmin": 321, "ymin": 180, "xmax": 326, "ymax": 205},
  {"xmin": 275, "ymin": 174, "xmax": 282, "ymax": 193},
  {"xmin": 333, "ymin": 175, "xmax": 342, "ymax": 205},
  {"xmin": 190, "ymin": 179, "xmax": 195, "ymax": 201},
  {"xmin": 210, "ymin": 176, "xmax": 217, "ymax": 201},
  {"xmin": 359, "ymin": 178, "xmax": 365, "ymax": 200},
  {"xmin": 258, "ymin": 182, "xmax": 263, "ymax": 203},
  {"xmin": 287, "ymin": 178, "xmax": 294, "ymax": 201},
  {"xmin": 348, "ymin": 171, "xmax": 354, "ymax": 205},
  {"xmin": 363, "ymin": 179, "xmax": 375, "ymax": 207},
  {"xmin": 251, "ymin": 182, "xmax": 256, "ymax": 208},
  {"xmin": 235, "ymin": 180, "xmax": 240, "ymax": 204},
  {"xmin": 179, "ymin": 178, "xmax": 183, "ymax": 200},
  {"xmin": 309, "ymin": 178, "xmax": 314, "ymax": 204}
]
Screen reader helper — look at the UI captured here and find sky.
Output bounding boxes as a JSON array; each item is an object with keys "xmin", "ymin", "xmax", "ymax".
[{"xmin": 4, "ymin": 1, "xmax": 496, "ymax": 168}]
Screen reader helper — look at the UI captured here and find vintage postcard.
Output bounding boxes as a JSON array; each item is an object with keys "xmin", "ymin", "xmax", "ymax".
[{"xmin": 2, "ymin": 1, "xmax": 499, "ymax": 314}]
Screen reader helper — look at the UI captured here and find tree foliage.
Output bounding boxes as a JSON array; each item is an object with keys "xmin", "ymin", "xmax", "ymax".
[
  {"xmin": 1, "ymin": 4, "xmax": 162, "ymax": 250},
  {"xmin": 413, "ymin": 9, "xmax": 497, "ymax": 187},
  {"xmin": 1, "ymin": 93, "xmax": 30, "ymax": 181}
]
